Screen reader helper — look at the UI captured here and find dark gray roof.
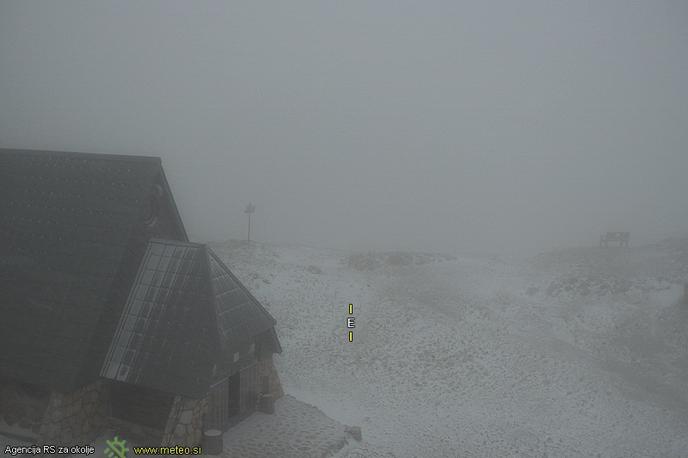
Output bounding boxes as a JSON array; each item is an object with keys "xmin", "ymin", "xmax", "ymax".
[
  {"xmin": 208, "ymin": 249, "xmax": 277, "ymax": 348},
  {"xmin": 101, "ymin": 239, "xmax": 278, "ymax": 398},
  {"xmin": 0, "ymin": 148, "xmax": 187, "ymax": 391}
]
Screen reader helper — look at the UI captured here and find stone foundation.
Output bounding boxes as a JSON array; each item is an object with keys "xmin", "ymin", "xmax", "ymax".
[
  {"xmin": 0, "ymin": 379, "xmax": 50, "ymax": 438},
  {"xmin": 1, "ymin": 356, "xmax": 282, "ymax": 448},
  {"xmin": 160, "ymin": 395, "xmax": 208, "ymax": 446},
  {"xmin": 108, "ymin": 417, "xmax": 164, "ymax": 444},
  {"xmin": 38, "ymin": 380, "xmax": 108, "ymax": 444}
]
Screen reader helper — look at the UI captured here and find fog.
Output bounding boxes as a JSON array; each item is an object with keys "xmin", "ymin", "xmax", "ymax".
[{"xmin": 1, "ymin": 1, "xmax": 687, "ymax": 254}]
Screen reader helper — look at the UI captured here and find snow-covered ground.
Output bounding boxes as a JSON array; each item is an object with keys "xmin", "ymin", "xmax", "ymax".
[
  {"xmin": 210, "ymin": 239, "xmax": 688, "ymax": 457},
  {"xmin": 217, "ymin": 395, "xmax": 359, "ymax": 458}
]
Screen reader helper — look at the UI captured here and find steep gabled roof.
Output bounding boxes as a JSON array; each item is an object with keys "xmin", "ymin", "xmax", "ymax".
[
  {"xmin": 0, "ymin": 148, "xmax": 187, "ymax": 391},
  {"xmin": 101, "ymin": 239, "xmax": 278, "ymax": 398},
  {"xmin": 207, "ymin": 249, "xmax": 276, "ymax": 349}
]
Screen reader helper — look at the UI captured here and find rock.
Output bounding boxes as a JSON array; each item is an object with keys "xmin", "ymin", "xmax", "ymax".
[
  {"xmin": 3, "ymin": 401, "xmax": 23, "ymax": 426},
  {"xmin": 179, "ymin": 410, "xmax": 193, "ymax": 424},
  {"xmin": 347, "ymin": 253, "xmax": 381, "ymax": 271},
  {"xmin": 174, "ymin": 423, "xmax": 186, "ymax": 438},
  {"xmin": 345, "ymin": 425, "xmax": 362, "ymax": 441},
  {"xmin": 51, "ymin": 407, "xmax": 64, "ymax": 421},
  {"xmin": 385, "ymin": 252, "xmax": 413, "ymax": 266}
]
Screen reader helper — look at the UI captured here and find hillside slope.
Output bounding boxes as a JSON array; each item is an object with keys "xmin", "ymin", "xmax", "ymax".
[{"xmin": 210, "ymin": 240, "xmax": 688, "ymax": 457}]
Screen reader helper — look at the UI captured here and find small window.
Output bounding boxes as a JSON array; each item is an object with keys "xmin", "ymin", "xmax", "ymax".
[
  {"xmin": 248, "ymin": 343, "xmax": 255, "ymax": 354},
  {"xmin": 233, "ymin": 352, "xmax": 240, "ymax": 363}
]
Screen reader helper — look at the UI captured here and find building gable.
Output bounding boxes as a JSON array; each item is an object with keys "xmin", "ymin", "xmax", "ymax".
[
  {"xmin": 101, "ymin": 240, "xmax": 280, "ymax": 398},
  {"xmin": 0, "ymin": 149, "xmax": 187, "ymax": 391}
]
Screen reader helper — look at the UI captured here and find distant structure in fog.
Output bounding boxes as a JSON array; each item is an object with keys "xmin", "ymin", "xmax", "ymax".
[
  {"xmin": 600, "ymin": 232, "xmax": 630, "ymax": 247},
  {"xmin": 244, "ymin": 202, "xmax": 255, "ymax": 243},
  {"xmin": 0, "ymin": 149, "xmax": 283, "ymax": 447}
]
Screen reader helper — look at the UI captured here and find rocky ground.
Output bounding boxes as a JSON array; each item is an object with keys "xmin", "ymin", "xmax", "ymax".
[{"xmin": 212, "ymin": 237, "xmax": 688, "ymax": 457}]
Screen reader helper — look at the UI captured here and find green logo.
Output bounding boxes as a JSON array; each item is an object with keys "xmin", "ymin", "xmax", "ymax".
[{"xmin": 104, "ymin": 436, "xmax": 129, "ymax": 458}]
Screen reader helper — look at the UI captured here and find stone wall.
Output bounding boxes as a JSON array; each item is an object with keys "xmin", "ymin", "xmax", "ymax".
[
  {"xmin": 38, "ymin": 380, "xmax": 108, "ymax": 444},
  {"xmin": 1, "ymin": 354, "xmax": 282, "ymax": 448},
  {"xmin": 160, "ymin": 395, "xmax": 208, "ymax": 446},
  {"xmin": 0, "ymin": 379, "xmax": 50, "ymax": 438},
  {"xmin": 107, "ymin": 417, "xmax": 164, "ymax": 444}
]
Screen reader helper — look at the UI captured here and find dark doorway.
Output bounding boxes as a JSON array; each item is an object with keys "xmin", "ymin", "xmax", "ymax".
[{"xmin": 227, "ymin": 373, "xmax": 240, "ymax": 417}]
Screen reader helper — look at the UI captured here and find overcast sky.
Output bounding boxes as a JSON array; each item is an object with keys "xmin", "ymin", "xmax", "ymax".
[{"xmin": 1, "ymin": 1, "xmax": 687, "ymax": 254}]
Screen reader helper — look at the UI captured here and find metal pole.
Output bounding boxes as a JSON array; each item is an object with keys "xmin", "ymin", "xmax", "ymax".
[{"xmin": 244, "ymin": 202, "xmax": 255, "ymax": 244}]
